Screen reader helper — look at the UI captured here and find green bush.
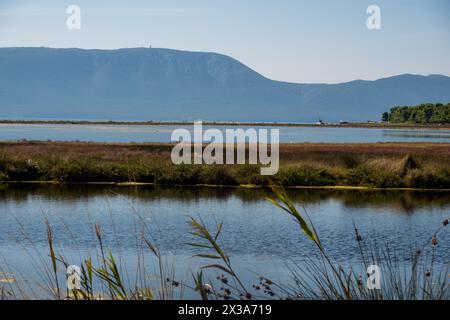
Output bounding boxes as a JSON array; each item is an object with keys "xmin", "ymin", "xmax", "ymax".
[
  {"xmin": 131, "ymin": 163, "xmax": 156, "ymax": 183},
  {"xmin": 49, "ymin": 159, "xmax": 130, "ymax": 182},
  {"xmin": 5, "ymin": 159, "xmax": 41, "ymax": 181},
  {"xmin": 345, "ymin": 165, "xmax": 402, "ymax": 188},
  {"xmin": 405, "ymin": 168, "xmax": 450, "ymax": 189},
  {"xmin": 98, "ymin": 163, "xmax": 130, "ymax": 182},
  {"xmin": 156, "ymin": 164, "xmax": 202, "ymax": 185},
  {"xmin": 234, "ymin": 165, "xmax": 270, "ymax": 185},
  {"xmin": 198, "ymin": 165, "xmax": 239, "ymax": 185},
  {"xmin": 277, "ymin": 166, "xmax": 336, "ymax": 186}
]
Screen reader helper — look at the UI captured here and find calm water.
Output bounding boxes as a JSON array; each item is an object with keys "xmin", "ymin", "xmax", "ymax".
[
  {"xmin": 1, "ymin": 123, "xmax": 450, "ymax": 143},
  {"xmin": 0, "ymin": 184, "xmax": 448, "ymax": 298}
]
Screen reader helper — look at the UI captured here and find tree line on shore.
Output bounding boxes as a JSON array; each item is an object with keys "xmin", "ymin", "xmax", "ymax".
[{"xmin": 382, "ymin": 103, "xmax": 450, "ymax": 124}]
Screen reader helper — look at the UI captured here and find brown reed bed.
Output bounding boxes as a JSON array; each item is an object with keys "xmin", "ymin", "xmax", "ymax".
[{"xmin": 0, "ymin": 141, "xmax": 449, "ymax": 189}]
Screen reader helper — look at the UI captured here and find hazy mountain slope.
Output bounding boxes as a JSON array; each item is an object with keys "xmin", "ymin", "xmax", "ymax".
[
  {"xmin": 298, "ymin": 74, "xmax": 450, "ymax": 121},
  {"xmin": 0, "ymin": 47, "xmax": 449, "ymax": 122}
]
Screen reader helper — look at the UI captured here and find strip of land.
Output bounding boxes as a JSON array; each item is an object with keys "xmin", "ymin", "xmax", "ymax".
[
  {"xmin": 1, "ymin": 119, "xmax": 450, "ymax": 129},
  {"xmin": 0, "ymin": 141, "xmax": 449, "ymax": 189}
]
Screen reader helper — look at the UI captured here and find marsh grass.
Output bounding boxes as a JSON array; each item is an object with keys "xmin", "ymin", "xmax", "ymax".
[
  {"xmin": 1, "ymin": 142, "xmax": 450, "ymax": 188},
  {"xmin": 1, "ymin": 154, "xmax": 449, "ymax": 188},
  {"xmin": 0, "ymin": 184, "xmax": 448, "ymax": 300},
  {"xmin": 0, "ymin": 205, "xmax": 183, "ymax": 300},
  {"xmin": 185, "ymin": 185, "xmax": 449, "ymax": 300}
]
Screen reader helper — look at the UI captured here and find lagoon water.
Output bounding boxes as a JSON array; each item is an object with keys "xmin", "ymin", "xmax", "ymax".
[
  {"xmin": 0, "ymin": 123, "xmax": 449, "ymax": 298},
  {"xmin": 1, "ymin": 123, "xmax": 450, "ymax": 143},
  {"xmin": 0, "ymin": 184, "xmax": 448, "ymax": 298}
]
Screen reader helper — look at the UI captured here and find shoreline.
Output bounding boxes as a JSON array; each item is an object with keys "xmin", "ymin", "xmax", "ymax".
[
  {"xmin": 2, "ymin": 180, "xmax": 450, "ymax": 192},
  {"xmin": 1, "ymin": 119, "xmax": 450, "ymax": 130}
]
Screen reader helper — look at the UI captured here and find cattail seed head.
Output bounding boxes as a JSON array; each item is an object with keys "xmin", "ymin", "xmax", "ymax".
[{"xmin": 432, "ymin": 237, "xmax": 438, "ymax": 246}]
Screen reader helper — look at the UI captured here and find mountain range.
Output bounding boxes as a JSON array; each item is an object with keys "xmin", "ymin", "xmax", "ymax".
[{"xmin": 1, "ymin": 47, "xmax": 449, "ymax": 122}]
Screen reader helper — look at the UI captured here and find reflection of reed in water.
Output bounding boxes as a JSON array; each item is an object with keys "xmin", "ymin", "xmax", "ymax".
[
  {"xmin": 0, "ymin": 183, "xmax": 449, "ymax": 214},
  {"xmin": 382, "ymin": 129, "xmax": 450, "ymax": 140}
]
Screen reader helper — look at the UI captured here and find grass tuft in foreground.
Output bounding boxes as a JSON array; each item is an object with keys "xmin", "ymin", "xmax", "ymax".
[{"xmin": 186, "ymin": 185, "xmax": 449, "ymax": 300}]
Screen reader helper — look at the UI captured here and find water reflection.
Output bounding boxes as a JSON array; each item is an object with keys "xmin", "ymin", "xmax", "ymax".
[
  {"xmin": 0, "ymin": 182, "xmax": 448, "ymax": 287},
  {"xmin": 1, "ymin": 183, "xmax": 449, "ymax": 214},
  {"xmin": 382, "ymin": 129, "xmax": 450, "ymax": 140}
]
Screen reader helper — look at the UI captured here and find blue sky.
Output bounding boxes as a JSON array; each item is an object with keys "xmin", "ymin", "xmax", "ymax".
[{"xmin": 0, "ymin": 0, "xmax": 449, "ymax": 83}]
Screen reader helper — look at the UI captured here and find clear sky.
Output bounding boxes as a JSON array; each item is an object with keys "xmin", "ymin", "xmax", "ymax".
[{"xmin": 0, "ymin": 0, "xmax": 449, "ymax": 83}]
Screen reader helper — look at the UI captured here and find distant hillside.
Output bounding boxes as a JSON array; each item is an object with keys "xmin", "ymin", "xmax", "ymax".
[{"xmin": 1, "ymin": 47, "xmax": 449, "ymax": 122}]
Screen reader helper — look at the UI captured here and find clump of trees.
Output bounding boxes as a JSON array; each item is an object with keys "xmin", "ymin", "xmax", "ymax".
[{"xmin": 382, "ymin": 103, "xmax": 450, "ymax": 124}]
